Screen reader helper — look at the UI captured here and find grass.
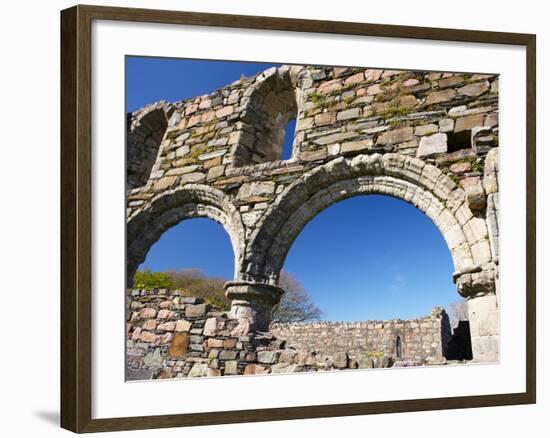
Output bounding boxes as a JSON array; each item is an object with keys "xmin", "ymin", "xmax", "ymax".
[{"xmin": 310, "ymin": 92, "xmax": 325, "ymax": 108}]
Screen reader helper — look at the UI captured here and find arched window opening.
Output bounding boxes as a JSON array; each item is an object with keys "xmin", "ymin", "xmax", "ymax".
[
  {"xmin": 133, "ymin": 218, "xmax": 235, "ymax": 310},
  {"xmin": 233, "ymin": 70, "xmax": 298, "ymax": 166},
  {"xmin": 396, "ymin": 335, "xmax": 403, "ymax": 358},
  {"xmin": 281, "ymin": 119, "xmax": 296, "ymax": 160},
  {"xmin": 127, "ymin": 108, "xmax": 168, "ymax": 190}
]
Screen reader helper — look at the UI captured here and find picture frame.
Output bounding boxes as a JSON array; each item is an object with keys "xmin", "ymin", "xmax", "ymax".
[{"xmin": 60, "ymin": 4, "xmax": 536, "ymax": 433}]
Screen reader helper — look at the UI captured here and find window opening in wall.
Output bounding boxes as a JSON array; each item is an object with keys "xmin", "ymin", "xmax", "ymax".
[
  {"xmin": 396, "ymin": 335, "xmax": 403, "ymax": 358},
  {"xmin": 126, "ymin": 108, "xmax": 168, "ymax": 190},
  {"xmin": 281, "ymin": 119, "xmax": 296, "ymax": 160},
  {"xmin": 446, "ymin": 130, "xmax": 471, "ymax": 153},
  {"xmin": 233, "ymin": 69, "xmax": 298, "ymax": 166}
]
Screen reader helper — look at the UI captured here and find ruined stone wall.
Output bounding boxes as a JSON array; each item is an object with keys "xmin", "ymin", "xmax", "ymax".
[
  {"xmin": 271, "ymin": 307, "xmax": 450, "ymax": 363},
  {"xmin": 127, "ymin": 67, "xmax": 500, "ymax": 282},
  {"xmin": 126, "ymin": 289, "xmax": 440, "ymax": 380}
]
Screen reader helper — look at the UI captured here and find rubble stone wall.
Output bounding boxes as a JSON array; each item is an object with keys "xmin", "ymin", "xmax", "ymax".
[
  {"xmin": 271, "ymin": 307, "xmax": 451, "ymax": 363},
  {"xmin": 126, "ymin": 289, "xmax": 443, "ymax": 380}
]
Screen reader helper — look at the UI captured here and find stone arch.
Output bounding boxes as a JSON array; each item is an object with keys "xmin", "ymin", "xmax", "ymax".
[
  {"xmin": 127, "ymin": 103, "xmax": 175, "ymax": 190},
  {"xmin": 126, "ymin": 184, "xmax": 245, "ymax": 287},
  {"xmin": 231, "ymin": 66, "xmax": 309, "ymax": 166},
  {"xmin": 246, "ymin": 153, "xmax": 495, "ymax": 298}
]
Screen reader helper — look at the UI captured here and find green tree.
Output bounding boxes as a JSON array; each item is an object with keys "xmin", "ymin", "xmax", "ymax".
[{"xmin": 132, "ymin": 269, "xmax": 173, "ymax": 289}]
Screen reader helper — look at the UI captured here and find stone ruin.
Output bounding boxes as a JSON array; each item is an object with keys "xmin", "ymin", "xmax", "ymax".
[
  {"xmin": 127, "ymin": 64, "xmax": 500, "ymax": 368},
  {"xmin": 126, "ymin": 289, "xmax": 471, "ymax": 380}
]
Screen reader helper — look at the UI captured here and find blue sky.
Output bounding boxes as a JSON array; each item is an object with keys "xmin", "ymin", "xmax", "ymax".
[{"xmin": 128, "ymin": 57, "xmax": 458, "ymax": 321}]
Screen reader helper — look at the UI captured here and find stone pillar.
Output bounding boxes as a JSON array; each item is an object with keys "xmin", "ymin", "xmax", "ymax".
[
  {"xmin": 454, "ymin": 264, "xmax": 499, "ymax": 362},
  {"xmin": 466, "ymin": 294, "xmax": 499, "ymax": 362},
  {"xmin": 224, "ymin": 281, "xmax": 285, "ymax": 331}
]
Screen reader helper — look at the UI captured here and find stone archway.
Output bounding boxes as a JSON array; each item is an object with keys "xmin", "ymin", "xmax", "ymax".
[
  {"xmin": 126, "ymin": 184, "xmax": 245, "ymax": 287},
  {"xmin": 126, "ymin": 65, "xmax": 500, "ymax": 362},
  {"xmin": 127, "ymin": 102, "xmax": 175, "ymax": 190},
  {"xmin": 245, "ymin": 153, "xmax": 498, "ymax": 361},
  {"xmin": 230, "ymin": 66, "xmax": 310, "ymax": 166}
]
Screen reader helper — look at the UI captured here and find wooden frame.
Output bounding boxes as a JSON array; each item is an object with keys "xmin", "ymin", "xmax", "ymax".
[{"xmin": 60, "ymin": 4, "xmax": 536, "ymax": 433}]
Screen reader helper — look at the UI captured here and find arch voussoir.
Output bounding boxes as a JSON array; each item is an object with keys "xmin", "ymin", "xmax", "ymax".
[
  {"xmin": 248, "ymin": 154, "xmax": 481, "ymax": 283},
  {"xmin": 126, "ymin": 184, "xmax": 245, "ymax": 286}
]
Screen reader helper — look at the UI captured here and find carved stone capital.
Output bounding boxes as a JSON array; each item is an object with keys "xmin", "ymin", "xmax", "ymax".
[
  {"xmin": 454, "ymin": 265, "xmax": 497, "ymax": 298},
  {"xmin": 224, "ymin": 281, "xmax": 285, "ymax": 331}
]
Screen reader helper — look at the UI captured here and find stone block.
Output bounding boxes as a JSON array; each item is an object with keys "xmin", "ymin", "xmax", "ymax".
[
  {"xmin": 341, "ymin": 139, "xmax": 373, "ymax": 154},
  {"xmin": 425, "ymin": 89, "xmax": 456, "ymax": 105},
  {"xmin": 152, "ymin": 176, "xmax": 177, "ymax": 191},
  {"xmin": 215, "ymin": 106, "xmax": 234, "ymax": 118},
  {"xmin": 270, "ymin": 363, "xmax": 298, "ymax": 374},
  {"xmin": 175, "ymin": 320, "xmax": 192, "ymax": 332},
  {"xmin": 337, "ymin": 108, "xmax": 361, "ymax": 121},
  {"xmin": 198, "ymin": 149, "xmax": 227, "ymax": 161},
  {"xmin": 376, "ymin": 127, "xmax": 413, "ymax": 145},
  {"xmin": 157, "ymin": 321, "xmax": 176, "ymax": 332},
  {"xmin": 179, "ymin": 172, "xmax": 206, "ymax": 184},
  {"xmin": 157, "ymin": 309, "xmax": 176, "ymax": 320},
  {"xmin": 219, "ymin": 350, "xmax": 238, "ymax": 360},
  {"xmin": 185, "ymin": 304, "xmax": 207, "ymax": 318},
  {"xmin": 450, "ymin": 161, "xmax": 471, "ymax": 173},
  {"xmin": 207, "ymin": 338, "xmax": 224, "ymax": 349},
  {"xmin": 417, "ymin": 133, "xmax": 447, "ymax": 157},
  {"xmin": 224, "ymin": 360, "xmax": 238, "ymax": 375},
  {"xmin": 140, "ymin": 308, "xmax": 157, "ymax": 319},
  {"xmin": 143, "ymin": 349, "xmax": 163, "ymax": 367},
  {"xmin": 314, "ymin": 111, "xmax": 336, "ymax": 126},
  {"xmin": 313, "ymin": 131, "xmax": 357, "ymax": 145},
  {"xmin": 345, "ymin": 72, "xmax": 365, "ymax": 85},
  {"xmin": 458, "ymin": 82, "xmax": 489, "ymax": 97},
  {"xmin": 188, "ymin": 362, "xmax": 209, "ymax": 378},
  {"xmin": 414, "ymin": 124, "xmax": 438, "ymax": 136},
  {"xmin": 207, "ymin": 165, "xmax": 225, "ymax": 181},
  {"xmin": 244, "ymin": 364, "xmax": 269, "ymax": 375},
  {"xmin": 439, "ymin": 118, "xmax": 454, "ymax": 133},
  {"xmin": 180, "ymin": 297, "xmax": 203, "ymax": 304},
  {"xmin": 168, "ymin": 333, "xmax": 190, "ymax": 357},
  {"xmin": 223, "ymin": 338, "xmax": 237, "ymax": 349},
  {"xmin": 318, "ymin": 79, "xmax": 342, "ymax": 94},
  {"xmin": 364, "ymin": 69, "xmax": 383, "ymax": 82},
  {"xmin": 332, "ymin": 352, "xmax": 349, "ymax": 369},
  {"xmin": 139, "ymin": 331, "xmax": 157, "ymax": 343},
  {"xmin": 257, "ymin": 350, "xmax": 279, "ymax": 364},
  {"xmin": 203, "ymin": 317, "xmax": 218, "ymax": 336},
  {"xmin": 454, "ymin": 114, "xmax": 485, "ymax": 133},
  {"xmin": 237, "ymin": 181, "xmax": 276, "ymax": 199},
  {"xmin": 464, "ymin": 181, "xmax": 487, "ymax": 211},
  {"xmin": 300, "ymin": 148, "xmax": 327, "ymax": 161}
]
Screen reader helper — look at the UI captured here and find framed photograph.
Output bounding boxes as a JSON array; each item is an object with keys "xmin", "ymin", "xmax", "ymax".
[{"xmin": 60, "ymin": 4, "xmax": 536, "ymax": 433}]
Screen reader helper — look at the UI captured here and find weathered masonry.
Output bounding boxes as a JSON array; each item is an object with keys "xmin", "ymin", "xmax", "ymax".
[
  {"xmin": 271, "ymin": 307, "xmax": 454, "ymax": 362},
  {"xmin": 127, "ymin": 65, "xmax": 500, "ymax": 362},
  {"xmin": 126, "ymin": 289, "xmax": 458, "ymax": 379}
]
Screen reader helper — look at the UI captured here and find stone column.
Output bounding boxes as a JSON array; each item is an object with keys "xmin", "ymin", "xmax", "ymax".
[
  {"xmin": 466, "ymin": 293, "xmax": 499, "ymax": 362},
  {"xmin": 454, "ymin": 264, "xmax": 499, "ymax": 362},
  {"xmin": 224, "ymin": 280, "xmax": 285, "ymax": 331}
]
